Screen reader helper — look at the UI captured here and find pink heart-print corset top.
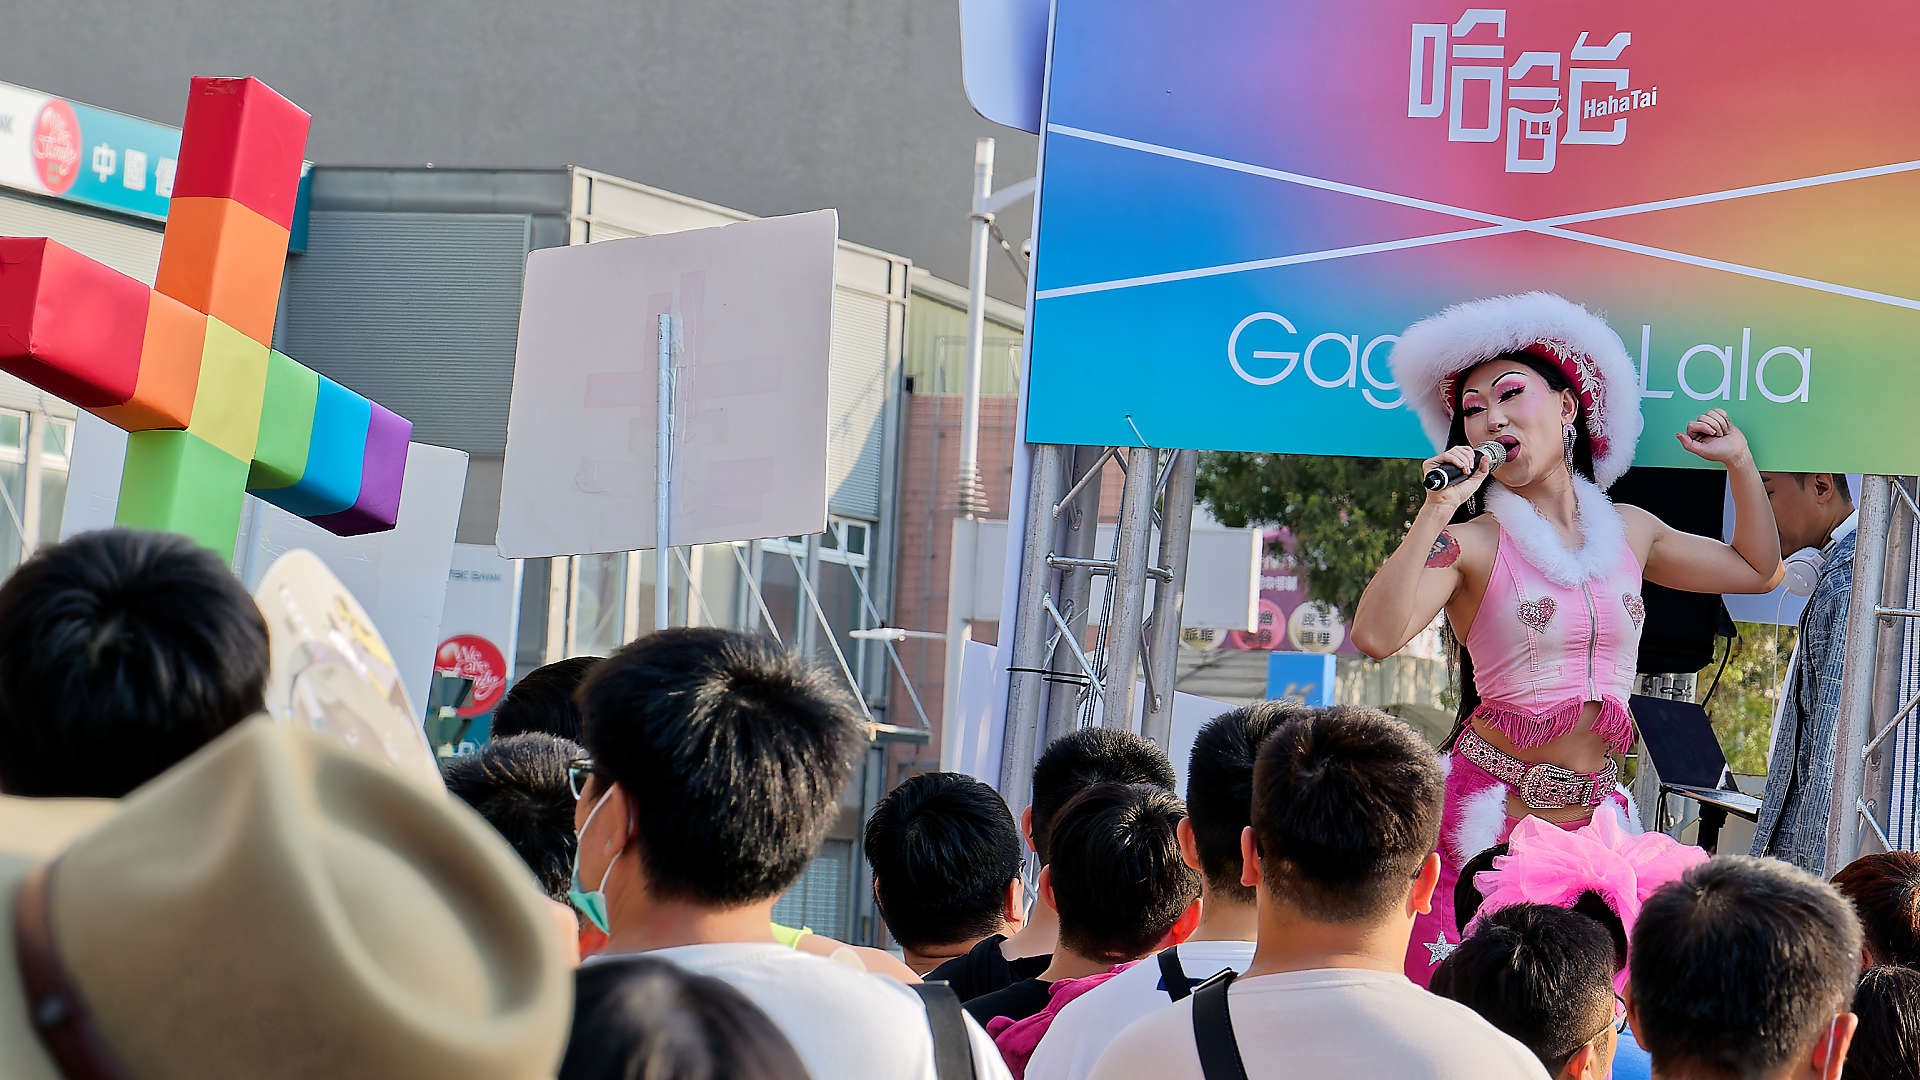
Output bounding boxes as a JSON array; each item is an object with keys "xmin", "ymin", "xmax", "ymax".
[{"xmin": 1463, "ymin": 526, "xmax": 1644, "ymax": 754}]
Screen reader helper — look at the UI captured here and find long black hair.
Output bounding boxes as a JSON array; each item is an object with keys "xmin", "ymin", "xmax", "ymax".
[
  {"xmin": 1439, "ymin": 353, "xmax": 1597, "ymax": 751},
  {"xmin": 1852, "ymin": 966, "xmax": 1920, "ymax": 1080},
  {"xmin": 562, "ymin": 956, "xmax": 814, "ymax": 1080}
]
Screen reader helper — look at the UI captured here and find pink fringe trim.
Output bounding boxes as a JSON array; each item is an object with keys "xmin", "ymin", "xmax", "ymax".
[{"xmin": 1473, "ymin": 696, "xmax": 1635, "ymax": 754}]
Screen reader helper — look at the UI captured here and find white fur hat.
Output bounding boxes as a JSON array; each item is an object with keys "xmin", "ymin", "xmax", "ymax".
[{"xmin": 1391, "ymin": 292, "xmax": 1643, "ymax": 489}]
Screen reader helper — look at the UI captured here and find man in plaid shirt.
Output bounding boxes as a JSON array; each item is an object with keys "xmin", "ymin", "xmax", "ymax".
[{"xmin": 1752, "ymin": 473, "xmax": 1859, "ymax": 875}]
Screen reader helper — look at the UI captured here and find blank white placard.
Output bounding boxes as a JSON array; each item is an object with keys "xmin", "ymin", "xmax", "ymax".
[{"xmin": 497, "ymin": 210, "xmax": 838, "ymax": 558}]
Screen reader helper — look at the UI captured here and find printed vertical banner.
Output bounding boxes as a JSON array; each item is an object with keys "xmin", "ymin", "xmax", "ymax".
[
  {"xmin": 0, "ymin": 80, "xmax": 181, "ymax": 220},
  {"xmin": 1027, "ymin": 2, "xmax": 1920, "ymax": 474}
]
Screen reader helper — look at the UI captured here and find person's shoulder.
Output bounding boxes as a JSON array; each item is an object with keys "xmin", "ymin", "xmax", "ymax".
[
  {"xmin": 1814, "ymin": 551, "xmax": 1856, "ymax": 600},
  {"xmin": 931, "ymin": 934, "xmax": 1030, "ymax": 1000},
  {"xmin": 964, "ymin": 980, "xmax": 1014, "ymax": 1017},
  {"xmin": 964, "ymin": 976, "xmax": 1044, "ymax": 1023},
  {"xmin": 1043, "ymin": 961, "xmax": 1142, "ymax": 1025},
  {"xmin": 1442, "ymin": 514, "xmax": 1502, "ymax": 569},
  {"xmin": 928, "ymin": 934, "xmax": 1000, "ymax": 980},
  {"xmin": 1445, "ymin": 513, "xmax": 1500, "ymax": 544},
  {"xmin": 1613, "ymin": 501, "xmax": 1655, "ymax": 526},
  {"xmin": 1391, "ymin": 986, "xmax": 1549, "ymax": 1077},
  {"xmin": 1613, "ymin": 501, "xmax": 1660, "ymax": 544},
  {"xmin": 677, "ymin": 942, "xmax": 921, "ymax": 1002},
  {"xmin": 1085, "ymin": 998, "xmax": 1199, "ymax": 1080}
]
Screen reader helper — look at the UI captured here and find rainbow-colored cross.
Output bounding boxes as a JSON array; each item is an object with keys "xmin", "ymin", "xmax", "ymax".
[{"xmin": 0, "ymin": 76, "xmax": 409, "ymax": 556}]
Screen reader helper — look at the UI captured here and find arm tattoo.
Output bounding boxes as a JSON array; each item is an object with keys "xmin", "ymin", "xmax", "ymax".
[{"xmin": 1426, "ymin": 531, "xmax": 1462, "ymax": 569}]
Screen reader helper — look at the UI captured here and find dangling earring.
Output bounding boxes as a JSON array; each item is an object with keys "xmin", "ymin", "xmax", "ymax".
[{"xmin": 1563, "ymin": 422, "xmax": 1577, "ymax": 468}]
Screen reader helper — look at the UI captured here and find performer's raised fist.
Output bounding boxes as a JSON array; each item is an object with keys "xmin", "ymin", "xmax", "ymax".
[{"xmin": 1676, "ymin": 408, "xmax": 1752, "ymax": 467}]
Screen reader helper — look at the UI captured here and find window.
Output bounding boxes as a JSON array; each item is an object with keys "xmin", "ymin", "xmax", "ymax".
[
  {"xmin": 0, "ymin": 409, "xmax": 73, "ymax": 578},
  {"xmin": 526, "ymin": 517, "xmax": 885, "ymax": 713},
  {"xmin": 570, "ymin": 552, "xmax": 628, "ymax": 658},
  {"xmin": 770, "ymin": 838, "xmax": 854, "ymax": 941},
  {"xmin": 743, "ymin": 518, "xmax": 878, "ymax": 697}
]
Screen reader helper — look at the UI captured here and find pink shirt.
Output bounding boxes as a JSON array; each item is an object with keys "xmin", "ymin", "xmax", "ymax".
[{"xmin": 1466, "ymin": 480, "xmax": 1644, "ymax": 753}]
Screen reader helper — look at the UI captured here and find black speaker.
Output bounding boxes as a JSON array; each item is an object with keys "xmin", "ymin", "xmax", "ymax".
[{"xmin": 1608, "ymin": 467, "xmax": 1735, "ymax": 673}]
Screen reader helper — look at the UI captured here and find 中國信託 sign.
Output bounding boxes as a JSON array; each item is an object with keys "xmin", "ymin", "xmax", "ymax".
[
  {"xmin": 0, "ymin": 80, "xmax": 181, "ymax": 221},
  {"xmin": 1026, "ymin": 2, "xmax": 1920, "ymax": 473}
]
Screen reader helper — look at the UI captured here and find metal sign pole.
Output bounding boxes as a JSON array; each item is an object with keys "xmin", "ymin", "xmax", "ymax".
[
  {"xmin": 1142, "ymin": 449, "xmax": 1197, "ymax": 749},
  {"xmin": 655, "ymin": 313, "xmax": 674, "ymax": 632},
  {"xmin": 999, "ymin": 443, "xmax": 1067, "ymax": 807},
  {"xmin": 1865, "ymin": 479, "xmax": 1919, "ymax": 846},
  {"xmin": 1045, "ymin": 445, "xmax": 1109, "ymax": 744},
  {"xmin": 1826, "ymin": 476, "xmax": 1920, "ymax": 863},
  {"xmin": 1100, "ymin": 446, "xmax": 1159, "ymax": 731},
  {"xmin": 1827, "ymin": 476, "xmax": 1893, "ymax": 867}
]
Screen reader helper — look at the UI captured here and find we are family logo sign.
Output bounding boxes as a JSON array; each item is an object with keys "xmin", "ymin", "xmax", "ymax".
[{"xmin": 1026, "ymin": 1, "xmax": 1920, "ymax": 474}]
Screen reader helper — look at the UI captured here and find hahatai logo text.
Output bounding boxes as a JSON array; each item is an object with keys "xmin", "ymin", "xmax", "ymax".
[{"xmin": 1409, "ymin": 8, "xmax": 1652, "ymax": 174}]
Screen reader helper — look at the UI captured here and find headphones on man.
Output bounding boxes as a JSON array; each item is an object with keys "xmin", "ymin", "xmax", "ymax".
[{"xmin": 1784, "ymin": 547, "xmax": 1825, "ymax": 598}]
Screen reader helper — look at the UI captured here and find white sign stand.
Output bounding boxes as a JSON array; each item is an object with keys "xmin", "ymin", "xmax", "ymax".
[{"xmin": 656, "ymin": 312, "xmax": 674, "ymax": 631}]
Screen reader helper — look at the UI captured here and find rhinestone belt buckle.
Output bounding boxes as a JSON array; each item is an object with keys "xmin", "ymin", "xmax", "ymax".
[{"xmin": 1518, "ymin": 760, "xmax": 1584, "ymax": 810}]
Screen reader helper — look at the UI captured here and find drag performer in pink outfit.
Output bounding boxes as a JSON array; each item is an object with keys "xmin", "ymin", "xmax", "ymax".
[{"xmin": 1349, "ymin": 293, "xmax": 1784, "ymax": 985}]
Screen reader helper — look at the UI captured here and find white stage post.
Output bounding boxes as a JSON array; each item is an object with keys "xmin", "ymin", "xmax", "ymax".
[
  {"xmin": 941, "ymin": 516, "xmax": 975, "ymax": 770},
  {"xmin": 958, "ymin": 137, "xmax": 994, "ymax": 518},
  {"xmin": 655, "ymin": 313, "xmax": 674, "ymax": 632}
]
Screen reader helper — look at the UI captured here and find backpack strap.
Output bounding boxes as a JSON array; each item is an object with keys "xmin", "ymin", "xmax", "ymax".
[
  {"xmin": 1190, "ymin": 970, "xmax": 1250, "ymax": 1080},
  {"xmin": 1159, "ymin": 945, "xmax": 1192, "ymax": 1001},
  {"xmin": 911, "ymin": 982, "xmax": 978, "ymax": 1080}
]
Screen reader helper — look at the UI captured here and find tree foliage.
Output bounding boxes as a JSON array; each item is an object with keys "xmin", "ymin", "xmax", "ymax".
[
  {"xmin": 1702, "ymin": 621, "xmax": 1798, "ymax": 776},
  {"xmin": 1195, "ymin": 451, "xmax": 1424, "ymax": 616}
]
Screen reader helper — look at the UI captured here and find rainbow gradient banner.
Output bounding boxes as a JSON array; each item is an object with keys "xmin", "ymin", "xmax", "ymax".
[{"xmin": 1025, "ymin": 1, "xmax": 1920, "ymax": 473}]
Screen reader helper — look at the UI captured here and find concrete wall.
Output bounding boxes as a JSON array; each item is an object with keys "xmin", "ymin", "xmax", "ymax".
[{"xmin": 0, "ymin": 0, "xmax": 1037, "ymax": 304}]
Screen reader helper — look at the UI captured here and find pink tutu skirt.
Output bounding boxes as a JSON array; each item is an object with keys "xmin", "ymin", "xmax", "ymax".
[{"xmin": 1405, "ymin": 746, "xmax": 1632, "ymax": 986}]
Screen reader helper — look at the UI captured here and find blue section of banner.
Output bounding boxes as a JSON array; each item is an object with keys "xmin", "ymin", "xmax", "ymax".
[
  {"xmin": 1266, "ymin": 652, "xmax": 1335, "ymax": 706},
  {"xmin": 60, "ymin": 101, "xmax": 181, "ymax": 221}
]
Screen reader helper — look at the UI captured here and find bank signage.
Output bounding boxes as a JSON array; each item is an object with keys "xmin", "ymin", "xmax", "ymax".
[
  {"xmin": 0, "ymin": 80, "xmax": 181, "ymax": 221},
  {"xmin": 1026, "ymin": 2, "xmax": 1920, "ymax": 473}
]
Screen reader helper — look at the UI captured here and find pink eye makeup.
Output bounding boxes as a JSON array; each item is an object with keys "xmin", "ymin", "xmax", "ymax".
[{"xmin": 1492, "ymin": 376, "xmax": 1528, "ymax": 400}]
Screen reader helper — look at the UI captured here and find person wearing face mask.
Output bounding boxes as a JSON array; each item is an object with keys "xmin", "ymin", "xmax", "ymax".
[
  {"xmin": 1353, "ymin": 293, "xmax": 1785, "ymax": 986},
  {"xmin": 566, "ymin": 627, "xmax": 1013, "ymax": 1080},
  {"xmin": 1751, "ymin": 472, "xmax": 1859, "ymax": 875}
]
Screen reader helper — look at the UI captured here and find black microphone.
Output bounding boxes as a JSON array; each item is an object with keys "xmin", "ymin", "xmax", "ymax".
[{"xmin": 1424, "ymin": 441, "xmax": 1508, "ymax": 490}]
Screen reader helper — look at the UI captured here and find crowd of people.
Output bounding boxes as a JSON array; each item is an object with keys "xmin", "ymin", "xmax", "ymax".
[{"xmin": 2, "ymin": 527, "xmax": 1917, "ymax": 1078}]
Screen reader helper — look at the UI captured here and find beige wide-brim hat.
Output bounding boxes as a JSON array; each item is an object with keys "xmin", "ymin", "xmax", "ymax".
[{"xmin": 0, "ymin": 717, "xmax": 573, "ymax": 1079}]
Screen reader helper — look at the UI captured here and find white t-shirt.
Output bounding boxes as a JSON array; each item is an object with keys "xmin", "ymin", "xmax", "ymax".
[
  {"xmin": 1086, "ymin": 967, "xmax": 1548, "ymax": 1080},
  {"xmin": 633, "ymin": 943, "xmax": 1015, "ymax": 1080},
  {"xmin": 1027, "ymin": 940, "xmax": 1257, "ymax": 1080}
]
